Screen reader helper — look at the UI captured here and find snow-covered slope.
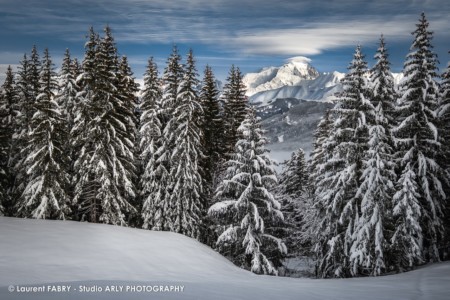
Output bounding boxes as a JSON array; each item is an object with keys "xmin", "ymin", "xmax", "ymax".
[{"xmin": 1, "ymin": 217, "xmax": 449, "ymax": 300}]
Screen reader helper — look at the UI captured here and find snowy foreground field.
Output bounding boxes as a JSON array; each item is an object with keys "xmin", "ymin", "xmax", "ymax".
[{"xmin": 0, "ymin": 217, "xmax": 449, "ymax": 300}]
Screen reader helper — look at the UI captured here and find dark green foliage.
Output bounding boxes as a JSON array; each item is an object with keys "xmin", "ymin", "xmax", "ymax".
[
  {"xmin": 198, "ymin": 65, "xmax": 224, "ymax": 245},
  {"xmin": 277, "ymin": 148, "xmax": 309, "ymax": 258},
  {"xmin": 222, "ymin": 65, "xmax": 248, "ymax": 155},
  {"xmin": 209, "ymin": 108, "xmax": 285, "ymax": 275},
  {"xmin": 0, "ymin": 66, "xmax": 17, "ymax": 214},
  {"xmin": 393, "ymin": 13, "xmax": 444, "ymax": 264},
  {"xmin": 72, "ymin": 27, "xmax": 136, "ymax": 225},
  {"xmin": 438, "ymin": 52, "xmax": 450, "ymax": 258},
  {"xmin": 16, "ymin": 49, "xmax": 70, "ymax": 219}
]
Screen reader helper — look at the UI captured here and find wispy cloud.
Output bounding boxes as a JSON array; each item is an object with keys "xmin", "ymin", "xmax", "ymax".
[
  {"xmin": 0, "ymin": 0, "xmax": 448, "ymax": 68},
  {"xmin": 228, "ymin": 18, "xmax": 422, "ymax": 55}
]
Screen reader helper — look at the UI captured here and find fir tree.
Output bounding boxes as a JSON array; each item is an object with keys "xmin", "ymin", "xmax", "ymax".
[
  {"xmin": 10, "ymin": 54, "xmax": 34, "ymax": 210},
  {"xmin": 161, "ymin": 45, "xmax": 184, "ymax": 122},
  {"xmin": 439, "ymin": 52, "xmax": 450, "ymax": 253},
  {"xmin": 117, "ymin": 55, "xmax": 139, "ymax": 223},
  {"xmin": 349, "ymin": 36, "xmax": 397, "ymax": 276},
  {"xmin": 71, "ymin": 58, "xmax": 81, "ymax": 79},
  {"xmin": 393, "ymin": 13, "xmax": 445, "ymax": 264},
  {"xmin": 147, "ymin": 46, "xmax": 185, "ymax": 231},
  {"xmin": 0, "ymin": 66, "xmax": 17, "ymax": 214},
  {"xmin": 199, "ymin": 65, "xmax": 224, "ymax": 192},
  {"xmin": 16, "ymin": 49, "xmax": 70, "ymax": 219},
  {"xmin": 71, "ymin": 27, "xmax": 99, "ymax": 221},
  {"xmin": 139, "ymin": 57, "xmax": 165, "ymax": 230},
  {"xmin": 73, "ymin": 26, "xmax": 136, "ymax": 225},
  {"xmin": 309, "ymin": 110, "xmax": 334, "ymax": 194},
  {"xmin": 29, "ymin": 45, "xmax": 41, "ymax": 101},
  {"xmin": 164, "ymin": 49, "xmax": 204, "ymax": 238},
  {"xmin": 302, "ymin": 110, "xmax": 334, "ymax": 257},
  {"xmin": 199, "ymin": 65, "xmax": 224, "ymax": 245},
  {"xmin": 209, "ymin": 108, "xmax": 286, "ymax": 275},
  {"xmin": 370, "ymin": 35, "xmax": 397, "ymax": 127},
  {"xmin": 280, "ymin": 148, "xmax": 309, "ymax": 196},
  {"xmin": 56, "ymin": 49, "xmax": 79, "ymax": 128},
  {"xmin": 313, "ymin": 45, "xmax": 372, "ymax": 278},
  {"xmin": 277, "ymin": 148, "xmax": 309, "ymax": 257},
  {"xmin": 222, "ymin": 65, "xmax": 248, "ymax": 155}
]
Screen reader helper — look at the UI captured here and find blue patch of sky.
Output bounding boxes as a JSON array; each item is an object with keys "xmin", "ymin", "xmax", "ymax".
[{"xmin": 0, "ymin": 0, "xmax": 448, "ymax": 81}]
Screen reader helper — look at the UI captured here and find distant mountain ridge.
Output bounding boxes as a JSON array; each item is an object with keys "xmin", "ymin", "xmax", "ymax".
[
  {"xmin": 243, "ymin": 58, "xmax": 404, "ymax": 106},
  {"xmin": 243, "ymin": 57, "xmax": 321, "ymax": 96},
  {"xmin": 243, "ymin": 58, "xmax": 403, "ymax": 164},
  {"xmin": 243, "ymin": 57, "xmax": 344, "ymax": 106}
]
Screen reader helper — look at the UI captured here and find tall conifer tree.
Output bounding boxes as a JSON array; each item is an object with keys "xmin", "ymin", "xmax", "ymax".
[
  {"xmin": 56, "ymin": 49, "xmax": 79, "ymax": 128},
  {"xmin": 73, "ymin": 27, "xmax": 136, "ymax": 225},
  {"xmin": 277, "ymin": 148, "xmax": 309, "ymax": 257},
  {"xmin": 313, "ymin": 46, "xmax": 372, "ymax": 278},
  {"xmin": 11, "ymin": 53, "xmax": 35, "ymax": 209},
  {"xmin": 199, "ymin": 65, "xmax": 223, "ymax": 191},
  {"xmin": 139, "ymin": 57, "xmax": 165, "ymax": 230},
  {"xmin": 222, "ymin": 65, "xmax": 248, "ymax": 155},
  {"xmin": 439, "ymin": 52, "xmax": 450, "ymax": 250},
  {"xmin": 164, "ymin": 50, "xmax": 204, "ymax": 238},
  {"xmin": 209, "ymin": 108, "xmax": 285, "ymax": 275},
  {"xmin": 0, "ymin": 66, "xmax": 17, "ymax": 214},
  {"xmin": 392, "ymin": 13, "xmax": 445, "ymax": 265},
  {"xmin": 16, "ymin": 49, "xmax": 70, "ymax": 219}
]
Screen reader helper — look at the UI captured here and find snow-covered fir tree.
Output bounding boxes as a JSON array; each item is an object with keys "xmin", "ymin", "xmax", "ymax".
[
  {"xmin": 71, "ymin": 27, "xmax": 98, "ymax": 221},
  {"xmin": 302, "ymin": 110, "xmax": 334, "ymax": 255},
  {"xmin": 277, "ymin": 148, "xmax": 309, "ymax": 257},
  {"xmin": 163, "ymin": 50, "xmax": 204, "ymax": 238},
  {"xmin": 56, "ymin": 49, "xmax": 79, "ymax": 128},
  {"xmin": 117, "ymin": 55, "xmax": 139, "ymax": 223},
  {"xmin": 222, "ymin": 65, "xmax": 248, "ymax": 155},
  {"xmin": 199, "ymin": 65, "xmax": 224, "ymax": 192},
  {"xmin": 72, "ymin": 27, "xmax": 136, "ymax": 225},
  {"xmin": 349, "ymin": 36, "xmax": 397, "ymax": 276},
  {"xmin": 209, "ymin": 108, "xmax": 286, "ymax": 275},
  {"xmin": 439, "ymin": 52, "xmax": 450, "ymax": 251},
  {"xmin": 198, "ymin": 65, "xmax": 224, "ymax": 245},
  {"xmin": 139, "ymin": 57, "xmax": 166, "ymax": 230},
  {"xmin": 55, "ymin": 49, "xmax": 79, "ymax": 209},
  {"xmin": 160, "ymin": 45, "xmax": 184, "ymax": 123},
  {"xmin": 309, "ymin": 110, "xmax": 334, "ymax": 193},
  {"xmin": 313, "ymin": 45, "xmax": 372, "ymax": 278},
  {"xmin": 29, "ymin": 46, "xmax": 41, "ymax": 102},
  {"xmin": 145, "ymin": 46, "xmax": 185, "ymax": 231},
  {"xmin": 0, "ymin": 66, "xmax": 17, "ymax": 215},
  {"xmin": 392, "ymin": 13, "xmax": 445, "ymax": 265},
  {"xmin": 280, "ymin": 148, "xmax": 309, "ymax": 196},
  {"xmin": 16, "ymin": 49, "xmax": 70, "ymax": 219},
  {"xmin": 370, "ymin": 35, "xmax": 397, "ymax": 126},
  {"xmin": 10, "ymin": 53, "xmax": 36, "ymax": 209}
]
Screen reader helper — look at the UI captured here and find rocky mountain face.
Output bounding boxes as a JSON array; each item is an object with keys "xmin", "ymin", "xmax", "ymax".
[
  {"xmin": 243, "ymin": 58, "xmax": 342, "ymax": 163},
  {"xmin": 243, "ymin": 57, "xmax": 345, "ymax": 107},
  {"xmin": 255, "ymin": 98, "xmax": 333, "ymax": 164},
  {"xmin": 244, "ymin": 58, "xmax": 402, "ymax": 164}
]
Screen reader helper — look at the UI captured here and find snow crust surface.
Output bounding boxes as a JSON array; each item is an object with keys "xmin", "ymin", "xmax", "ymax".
[{"xmin": 0, "ymin": 217, "xmax": 449, "ymax": 300}]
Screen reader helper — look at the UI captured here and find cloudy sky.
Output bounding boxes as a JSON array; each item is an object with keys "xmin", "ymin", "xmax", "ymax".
[{"xmin": 0, "ymin": 0, "xmax": 449, "ymax": 80}]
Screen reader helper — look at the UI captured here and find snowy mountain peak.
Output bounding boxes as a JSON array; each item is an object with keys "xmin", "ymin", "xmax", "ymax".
[{"xmin": 243, "ymin": 57, "xmax": 319, "ymax": 97}]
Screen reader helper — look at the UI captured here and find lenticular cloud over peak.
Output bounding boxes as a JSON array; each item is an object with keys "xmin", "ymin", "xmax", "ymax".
[{"xmin": 285, "ymin": 56, "xmax": 312, "ymax": 64}]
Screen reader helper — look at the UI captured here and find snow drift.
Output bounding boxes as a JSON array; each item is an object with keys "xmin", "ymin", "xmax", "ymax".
[{"xmin": 0, "ymin": 217, "xmax": 449, "ymax": 300}]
